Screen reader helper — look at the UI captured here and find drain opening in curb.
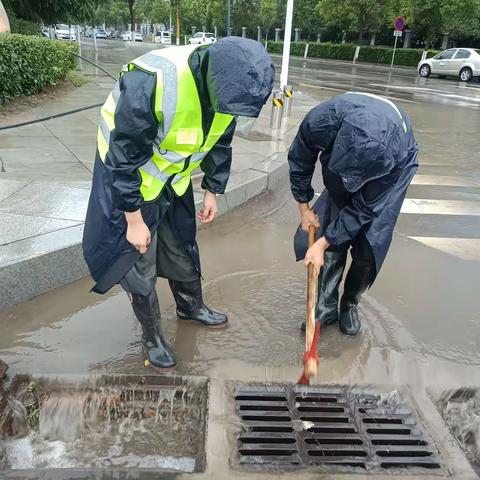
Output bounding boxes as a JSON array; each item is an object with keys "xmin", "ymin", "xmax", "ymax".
[
  {"xmin": 433, "ymin": 388, "xmax": 480, "ymax": 476},
  {"xmin": 234, "ymin": 385, "xmax": 441, "ymax": 472}
]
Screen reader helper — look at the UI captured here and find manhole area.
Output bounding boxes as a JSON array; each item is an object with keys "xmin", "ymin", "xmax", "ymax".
[
  {"xmin": 433, "ymin": 388, "xmax": 480, "ymax": 476},
  {"xmin": 235, "ymin": 385, "xmax": 441, "ymax": 473},
  {"xmin": 0, "ymin": 374, "xmax": 208, "ymax": 473}
]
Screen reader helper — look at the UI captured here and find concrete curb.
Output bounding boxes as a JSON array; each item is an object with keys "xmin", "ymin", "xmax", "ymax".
[{"xmin": 0, "ymin": 152, "xmax": 289, "ymax": 311}]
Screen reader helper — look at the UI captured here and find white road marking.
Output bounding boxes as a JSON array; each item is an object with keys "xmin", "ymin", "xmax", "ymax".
[
  {"xmin": 369, "ymin": 83, "xmax": 480, "ymax": 103},
  {"xmin": 411, "ymin": 174, "xmax": 480, "ymax": 188},
  {"xmin": 401, "ymin": 198, "xmax": 480, "ymax": 216},
  {"xmin": 293, "ymin": 81, "xmax": 419, "ymax": 104},
  {"xmin": 409, "ymin": 236, "xmax": 480, "ymax": 261}
]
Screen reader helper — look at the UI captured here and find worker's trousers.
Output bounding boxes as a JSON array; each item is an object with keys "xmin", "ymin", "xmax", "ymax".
[{"xmin": 120, "ymin": 187, "xmax": 199, "ymax": 300}]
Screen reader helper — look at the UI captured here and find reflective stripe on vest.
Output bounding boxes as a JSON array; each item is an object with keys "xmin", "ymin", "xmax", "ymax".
[{"xmin": 96, "ymin": 45, "xmax": 234, "ymax": 200}]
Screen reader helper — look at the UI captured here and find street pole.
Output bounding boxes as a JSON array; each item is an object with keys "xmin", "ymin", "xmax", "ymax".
[
  {"xmin": 93, "ymin": 26, "xmax": 98, "ymax": 52},
  {"xmin": 176, "ymin": 3, "xmax": 180, "ymax": 45},
  {"xmin": 280, "ymin": 0, "xmax": 294, "ymax": 89},
  {"xmin": 227, "ymin": 0, "xmax": 231, "ymax": 36},
  {"xmin": 391, "ymin": 35, "xmax": 398, "ymax": 68}
]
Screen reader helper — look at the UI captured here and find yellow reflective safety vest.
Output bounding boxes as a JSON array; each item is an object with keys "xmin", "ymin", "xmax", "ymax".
[{"xmin": 96, "ymin": 45, "xmax": 235, "ymax": 201}]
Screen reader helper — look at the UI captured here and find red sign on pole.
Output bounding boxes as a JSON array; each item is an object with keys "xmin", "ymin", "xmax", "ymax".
[{"xmin": 394, "ymin": 16, "xmax": 404, "ymax": 31}]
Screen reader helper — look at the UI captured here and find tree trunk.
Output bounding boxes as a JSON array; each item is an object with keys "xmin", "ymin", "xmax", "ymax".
[
  {"xmin": 0, "ymin": 0, "xmax": 10, "ymax": 33},
  {"xmin": 176, "ymin": 3, "xmax": 180, "ymax": 42},
  {"xmin": 357, "ymin": 30, "xmax": 364, "ymax": 43},
  {"xmin": 128, "ymin": 0, "xmax": 135, "ymax": 32}
]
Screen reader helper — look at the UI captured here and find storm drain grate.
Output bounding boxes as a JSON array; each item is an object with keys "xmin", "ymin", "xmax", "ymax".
[{"xmin": 234, "ymin": 385, "xmax": 441, "ymax": 472}]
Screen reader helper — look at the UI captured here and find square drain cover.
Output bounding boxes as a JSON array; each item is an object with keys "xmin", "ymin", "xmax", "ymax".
[{"xmin": 234, "ymin": 385, "xmax": 441, "ymax": 472}]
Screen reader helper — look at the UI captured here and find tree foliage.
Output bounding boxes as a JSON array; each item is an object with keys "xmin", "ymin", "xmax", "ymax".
[{"xmin": 5, "ymin": 0, "xmax": 480, "ymax": 45}]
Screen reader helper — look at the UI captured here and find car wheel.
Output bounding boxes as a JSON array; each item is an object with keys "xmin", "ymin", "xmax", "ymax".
[
  {"xmin": 460, "ymin": 67, "xmax": 473, "ymax": 82},
  {"xmin": 419, "ymin": 64, "xmax": 431, "ymax": 78}
]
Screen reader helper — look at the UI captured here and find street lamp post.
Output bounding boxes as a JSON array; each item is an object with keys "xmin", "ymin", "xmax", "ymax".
[
  {"xmin": 279, "ymin": 0, "xmax": 294, "ymax": 89},
  {"xmin": 227, "ymin": 0, "xmax": 231, "ymax": 37}
]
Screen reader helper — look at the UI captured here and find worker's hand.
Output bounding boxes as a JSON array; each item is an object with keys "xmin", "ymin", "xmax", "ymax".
[
  {"xmin": 125, "ymin": 210, "xmax": 151, "ymax": 254},
  {"xmin": 198, "ymin": 190, "xmax": 218, "ymax": 223},
  {"xmin": 304, "ymin": 237, "xmax": 330, "ymax": 276},
  {"xmin": 298, "ymin": 202, "xmax": 320, "ymax": 232}
]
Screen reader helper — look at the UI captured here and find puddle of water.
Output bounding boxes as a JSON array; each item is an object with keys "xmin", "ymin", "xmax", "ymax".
[
  {"xmin": 0, "ymin": 375, "xmax": 207, "ymax": 473},
  {"xmin": 434, "ymin": 389, "xmax": 480, "ymax": 475}
]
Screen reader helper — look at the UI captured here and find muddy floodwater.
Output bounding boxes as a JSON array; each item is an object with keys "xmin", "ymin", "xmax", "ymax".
[{"xmin": 0, "ymin": 178, "xmax": 479, "ymax": 391}]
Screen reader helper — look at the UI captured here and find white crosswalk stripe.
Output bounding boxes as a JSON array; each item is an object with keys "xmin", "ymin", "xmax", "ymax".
[{"xmin": 400, "ymin": 172, "xmax": 480, "ymax": 260}]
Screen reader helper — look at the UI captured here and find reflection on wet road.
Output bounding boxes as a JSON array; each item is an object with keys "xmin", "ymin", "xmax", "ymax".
[{"xmin": 276, "ymin": 56, "xmax": 480, "ymax": 109}]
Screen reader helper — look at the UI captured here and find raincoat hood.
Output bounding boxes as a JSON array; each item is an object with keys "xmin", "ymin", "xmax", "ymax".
[{"xmin": 206, "ymin": 37, "xmax": 275, "ymax": 118}]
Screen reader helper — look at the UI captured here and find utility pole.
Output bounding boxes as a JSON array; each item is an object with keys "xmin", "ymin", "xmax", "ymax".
[
  {"xmin": 176, "ymin": 2, "xmax": 180, "ymax": 45},
  {"xmin": 227, "ymin": 0, "xmax": 231, "ymax": 36},
  {"xmin": 280, "ymin": 0, "xmax": 294, "ymax": 89}
]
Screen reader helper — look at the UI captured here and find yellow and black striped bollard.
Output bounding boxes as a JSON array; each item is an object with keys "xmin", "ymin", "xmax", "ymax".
[
  {"xmin": 283, "ymin": 85, "xmax": 293, "ymax": 117},
  {"xmin": 270, "ymin": 90, "xmax": 284, "ymax": 129}
]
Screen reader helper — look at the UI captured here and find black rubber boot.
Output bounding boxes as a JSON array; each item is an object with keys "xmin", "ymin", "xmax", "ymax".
[
  {"xmin": 169, "ymin": 279, "xmax": 228, "ymax": 328},
  {"xmin": 338, "ymin": 263, "xmax": 375, "ymax": 336},
  {"xmin": 301, "ymin": 251, "xmax": 347, "ymax": 332},
  {"xmin": 131, "ymin": 292, "xmax": 176, "ymax": 370}
]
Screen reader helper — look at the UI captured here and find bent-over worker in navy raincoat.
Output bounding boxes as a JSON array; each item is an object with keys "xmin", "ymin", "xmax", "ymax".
[
  {"xmin": 82, "ymin": 38, "xmax": 275, "ymax": 370},
  {"xmin": 290, "ymin": 92, "xmax": 419, "ymax": 336}
]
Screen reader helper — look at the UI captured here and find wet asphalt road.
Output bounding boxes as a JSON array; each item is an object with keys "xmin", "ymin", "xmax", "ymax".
[{"xmin": 0, "ymin": 40, "xmax": 479, "ymax": 393}]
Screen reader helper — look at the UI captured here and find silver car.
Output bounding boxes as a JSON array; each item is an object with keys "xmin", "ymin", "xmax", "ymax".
[{"xmin": 418, "ymin": 48, "xmax": 480, "ymax": 82}]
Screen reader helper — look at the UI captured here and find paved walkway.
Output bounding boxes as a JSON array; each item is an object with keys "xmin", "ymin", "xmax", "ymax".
[{"xmin": 0, "ymin": 41, "xmax": 319, "ymax": 308}]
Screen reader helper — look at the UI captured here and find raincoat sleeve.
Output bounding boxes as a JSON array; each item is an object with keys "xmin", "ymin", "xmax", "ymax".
[
  {"xmin": 288, "ymin": 106, "xmax": 339, "ymax": 203},
  {"xmin": 104, "ymin": 69, "xmax": 157, "ymax": 212},
  {"xmin": 200, "ymin": 119, "xmax": 236, "ymax": 194},
  {"xmin": 323, "ymin": 168, "xmax": 402, "ymax": 246}
]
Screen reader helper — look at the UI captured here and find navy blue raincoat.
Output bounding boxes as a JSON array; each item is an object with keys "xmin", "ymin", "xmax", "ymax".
[
  {"xmin": 82, "ymin": 38, "xmax": 275, "ymax": 292},
  {"xmin": 290, "ymin": 93, "xmax": 419, "ymax": 274}
]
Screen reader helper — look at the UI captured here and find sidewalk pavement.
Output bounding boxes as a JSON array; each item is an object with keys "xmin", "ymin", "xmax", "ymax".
[{"xmin": 0, "ymin": 69, "xmax": 321, "ymax": 310}]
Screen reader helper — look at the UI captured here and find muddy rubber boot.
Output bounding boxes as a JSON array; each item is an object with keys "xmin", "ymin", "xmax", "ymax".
[
  {"xmin": 169, "ymin": 279, "xmax": 228, "ymax": 328},
  {"xmin": 301, "ymin": 251, "xmax": 347, "ymax": 332},
  {"xmin": 131, "ymin": 292, "xmax": 176, "ymax": 370},
  {"xmin": 338, "ymin": 263, "xmax": 375, "ymax": 336}
]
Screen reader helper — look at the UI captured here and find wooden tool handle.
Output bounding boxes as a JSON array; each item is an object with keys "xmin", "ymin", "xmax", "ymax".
[{"xmin": 306, "ymin": 225, "xmax": 318, "ymax": 354}]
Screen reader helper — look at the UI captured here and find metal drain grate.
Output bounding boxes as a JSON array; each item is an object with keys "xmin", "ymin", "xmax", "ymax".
[{"xmin": 235, "ymin": 385, "xmax": 441, "ymax": 472}]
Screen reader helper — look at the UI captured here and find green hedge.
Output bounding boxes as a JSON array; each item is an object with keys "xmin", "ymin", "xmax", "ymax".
[
  {"xmin": 267, "ymin": 41, "xmax": 357, "ymax": 60},
  {"xmin": 358, "ymin": 46, "xmax": 440, "ymax": 67},
  {"xmin": 0, "ymin": 33, "xmax": 77, "ymax": 103},
  {"xmin": 9, "ymin": 16, "xmax": 41, "ymax": 36},
  {"xmin": 267, "ymin": 40, "xmax": 440, "ymax": 67}
]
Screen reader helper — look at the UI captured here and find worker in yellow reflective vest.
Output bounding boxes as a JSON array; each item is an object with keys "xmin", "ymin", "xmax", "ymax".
[{"xmin": 83, "ymin": 38, "xmax": 275, "ymax": 370}]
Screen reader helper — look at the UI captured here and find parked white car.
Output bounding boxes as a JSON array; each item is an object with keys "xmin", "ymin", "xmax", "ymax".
[
  {"xmin": 418, "ymin": 48, "xmax": 480, "ymax": 82},
  {"xmin": 154, "ymin": 31, "xmax": 171, "ymax": 44},
  {"xmin": 122, "ymin": 31, "xmax": 143, "ymax": 42},
  {"xmin": 188, "ymin": 32, "xmax": 216, "ymax": 45},
  {"xmin": 54, "ymin": 24, "xmax": 76, "ymax": 40}
]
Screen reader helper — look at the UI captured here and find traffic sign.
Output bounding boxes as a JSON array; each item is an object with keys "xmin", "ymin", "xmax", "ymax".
[
  {"xmin": 394, "ymin": 16, "xmax": 404, "ymax": 31},
  {"xmin": 393, "ymin": 30, "xmax": 402, "ymax": 37}
]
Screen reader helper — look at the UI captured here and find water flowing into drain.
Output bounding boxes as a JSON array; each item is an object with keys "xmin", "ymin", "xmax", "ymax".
[
  {"xmin": 0, "ymin": 377, "xmax": 208, "ymax": 472},
  {"xmin": 435, "ymin": 389, "xmax": 480, "ymax": 475}
]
